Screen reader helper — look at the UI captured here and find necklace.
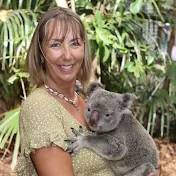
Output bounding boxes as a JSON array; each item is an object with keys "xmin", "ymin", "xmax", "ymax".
[{"xmin": 44, "ymin": 85, "xmax": 79, "ymax": 110}]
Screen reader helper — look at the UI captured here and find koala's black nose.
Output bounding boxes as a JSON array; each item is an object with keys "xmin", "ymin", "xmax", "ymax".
[{"xmin": 89, "ymin": 110, "xmax": 99, "ymax": 127}]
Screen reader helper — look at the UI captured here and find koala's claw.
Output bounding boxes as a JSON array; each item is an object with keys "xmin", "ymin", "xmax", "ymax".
[
  {"xmin": 66, "ymin": 141, "xmax": 80, "ymax": 153},
  {"xmin": 79, "ymin": 126, "xmax": 83, "ymax": 133},
  {"xmin": 71, "ymin": 127, "xmax": 83, "ymax": 136},
  {"xmin": 66, "ymin": 147, "xmax": 73, "ymax": 153},
  {"xmin": 66, "ymin": 140, "xmax": 82, "ymax": 154},
  {"xmin": 65, "ymin": 127, "xmax": 86, "ymax": 154},
  {"xmin": 64, "ymin": 137, "xmax": 77, "ymax": 143},
  {"xmin": 71, "ymin": 127, "xmax": 79, "ymax": 136}
]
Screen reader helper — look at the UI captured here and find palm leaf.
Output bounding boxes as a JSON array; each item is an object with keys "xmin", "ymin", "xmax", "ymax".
[
  {"xmin": 0, "ymin": 9, "xmax": 40, "ymax": 70},
  {"xmin": 0, "ymin": 108, "xmax": 20, "ymax": 148},
  {"xmin": 0, "ymin": 0, "xmax": 55, "ymax": 169},
  {"xmin": 0, "ymin": 108, "xmax": 20, "ymax": 168},
  {"xmin": 11, "ymin": 128, "xmax": 20, "ymax": 169}
]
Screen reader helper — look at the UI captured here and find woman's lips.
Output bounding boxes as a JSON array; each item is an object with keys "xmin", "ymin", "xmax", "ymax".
[{"xmin": 58, "ymin": 64, "xmax": 74, "ymax": 71}]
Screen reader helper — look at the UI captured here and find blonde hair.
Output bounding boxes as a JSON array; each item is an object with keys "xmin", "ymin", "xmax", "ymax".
[{"xmin": 26, "ymin": 6, "xmax": 91, "ymax": 89}]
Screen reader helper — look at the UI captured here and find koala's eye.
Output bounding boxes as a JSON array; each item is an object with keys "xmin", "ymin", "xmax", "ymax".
[
  {"xmin": 106, "ymin": 114, "xmax": 110, "ymax": 117},
  {"xmin": 87, "ymin": 108, "xmax": 90, "ymax": 112}
]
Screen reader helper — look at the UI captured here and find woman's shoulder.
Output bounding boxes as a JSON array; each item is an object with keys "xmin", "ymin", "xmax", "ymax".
[
  {"xmin": 22, "ymin": 88, "xmax": 55, "ymax": 107},
  {"xmin": 20, "ymin": 88, "xmax": 63, "ymax": 118},
  {"xmin": 20, "ymin": 88, "xmax": 64, "ymax": 122},
  {"xmin": 26, "ymin": 88, "xmax": 49, "ymax": 100}
]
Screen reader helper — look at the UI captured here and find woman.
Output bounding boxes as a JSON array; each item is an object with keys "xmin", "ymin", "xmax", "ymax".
[{"xmin": 15, "ymin": 6, "xmax": 114, "ymax": 176}]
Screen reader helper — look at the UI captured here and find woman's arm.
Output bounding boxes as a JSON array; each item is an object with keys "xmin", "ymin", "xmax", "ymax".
[{"xmin": 31, "ymin": 146, "xmax": 75, "ymax": 176}]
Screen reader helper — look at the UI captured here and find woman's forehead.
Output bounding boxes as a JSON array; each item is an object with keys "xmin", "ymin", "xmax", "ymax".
[{"xmin": 44, "ymin": 19, "xmax": 82, "ymax": 41}]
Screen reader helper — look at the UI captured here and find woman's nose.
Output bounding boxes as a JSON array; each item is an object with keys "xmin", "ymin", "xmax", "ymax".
[{"xmin": 62, "ymin": 45, "xmax": 71, "ymax": 60}]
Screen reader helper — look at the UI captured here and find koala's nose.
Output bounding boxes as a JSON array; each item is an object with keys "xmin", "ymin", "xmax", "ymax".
[{"xmin": 89, "ymin": 110, "xmax": 99, "ymax": 127}]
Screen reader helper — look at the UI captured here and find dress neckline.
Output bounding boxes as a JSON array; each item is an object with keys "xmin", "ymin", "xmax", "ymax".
[{"xmin": 36, "ymin": 88, "xmax": 88, "ymax": 129}]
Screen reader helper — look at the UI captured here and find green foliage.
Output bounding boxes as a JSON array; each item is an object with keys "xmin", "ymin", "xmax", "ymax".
[
  {"xmin": 130, "ymin": 0, "xmax": 143, "ymax": 14},
  {"xmin": 0, "ymin": 0, "xmax": 56, "ymax": 169},
  {"xmin": 7, "ymin": 67, "xmax": 29, "ymax": 85},
  {"xmin": 0, "ymin": 0, "xmax": 55, "ymax": 106},
  {"xmin": 0, "ymin": 0, "xmax": 176, "ymax": 169},
  {"xmin": 0, "ymin": 108, "xmax": 20, "ymax": 169},
  {"xmin": 77, "ymin": 0, "xmax": 176, "ymax": 139}
]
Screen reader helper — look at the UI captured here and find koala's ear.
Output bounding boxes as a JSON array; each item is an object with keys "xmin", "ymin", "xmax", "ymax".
[
  {"xmin": 75, "ymin": 80, "xmax": 83, "ymax": 92},
  {"xmin": 122, "ymin": 93, "xmax": 137, "ymax": 108},
  {"xmin": 86, "ymin": 81, "xmax": 104, "ymax": 97}
]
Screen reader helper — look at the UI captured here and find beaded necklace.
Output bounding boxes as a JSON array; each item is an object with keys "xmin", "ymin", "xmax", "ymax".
[{"xmin": 44, "ymin": 85, "xmax": 79, "ymax": 110}]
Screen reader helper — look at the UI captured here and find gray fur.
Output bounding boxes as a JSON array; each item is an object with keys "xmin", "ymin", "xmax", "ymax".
[{"xmin": 67, "ymin": 82, "xmax": 159, "ymax": 176}]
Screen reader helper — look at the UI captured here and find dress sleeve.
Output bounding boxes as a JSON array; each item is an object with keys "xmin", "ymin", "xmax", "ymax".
[{"xmin": 19, "ymin": 93, "xmax": 68, "ymax": 157}]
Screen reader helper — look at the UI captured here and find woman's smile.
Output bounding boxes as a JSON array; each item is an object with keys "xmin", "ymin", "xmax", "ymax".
[{"xmin": 58, "ymin": 64, "xmax": 74, "ymax": 72}]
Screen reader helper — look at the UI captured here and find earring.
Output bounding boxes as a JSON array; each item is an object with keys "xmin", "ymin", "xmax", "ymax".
[{"xmin": 41, "ymin": 57, "xmax": 44, "ymax": 64}]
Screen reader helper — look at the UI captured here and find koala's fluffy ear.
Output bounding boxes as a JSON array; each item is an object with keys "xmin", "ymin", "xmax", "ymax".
[
  {"xmin": 122, "ymin": 93, "xmax": 137, "ymax": 108},
  {"xmin": 86, "ymin": 81, "xmax": 105, "ymax": 97}
]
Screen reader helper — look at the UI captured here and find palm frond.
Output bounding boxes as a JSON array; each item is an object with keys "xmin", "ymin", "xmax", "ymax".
[
  {"xmin": 0, "ymin": 108, "xmax": 20, "ymax": 149},
  {"xmin": 0, "ymin": 9, "xmax": 38, "ymax": 70},
  {"xmin": 0, "ymin": 108, "xmax": 20, "ymax": 168}
]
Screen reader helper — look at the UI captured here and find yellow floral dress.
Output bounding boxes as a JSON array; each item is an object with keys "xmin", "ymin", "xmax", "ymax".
[{"xmin": 15, "ymin": 88, "xmax": 115, "ymax": 176}]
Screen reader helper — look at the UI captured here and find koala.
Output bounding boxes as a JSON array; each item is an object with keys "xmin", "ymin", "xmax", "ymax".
[{"xmin": 66, "ymin": 82, "xmax": 159, "ymax": 176}]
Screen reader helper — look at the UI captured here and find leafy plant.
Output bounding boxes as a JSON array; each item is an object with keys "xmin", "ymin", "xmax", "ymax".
[
  {"xmin": 77, "ymin": 0, "xmax": 176, "ymax": 139},
  {"xmin": 0, "ymin": 0, "xmax": 56, "ymax": 168},
  {"xmin": 0, "ymin": 0, "xmax": 176, "ymax": 169},
  {"xmin": 0, "ymin": 108, "xmax": 20, "ymax": 169}
]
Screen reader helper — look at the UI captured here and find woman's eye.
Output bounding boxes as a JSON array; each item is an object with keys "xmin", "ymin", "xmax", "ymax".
[
  {"xmin": 51, "ymin": 42, "xmax": 62, "ymax": 48},
  {"xmin": 70, "ymin": 41, "xmax": 80, "ymax": 47}
]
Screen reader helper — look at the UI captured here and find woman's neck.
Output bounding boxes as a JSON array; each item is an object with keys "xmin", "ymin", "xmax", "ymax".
[{"xmin": 43, "ymin": 78, "xmax": 76, "ymax": 99}]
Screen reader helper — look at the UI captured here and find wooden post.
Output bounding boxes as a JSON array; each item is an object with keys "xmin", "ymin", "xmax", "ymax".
[{"xmin": 55, "ymin": 0, "xmax": 68, "ymax": 8}]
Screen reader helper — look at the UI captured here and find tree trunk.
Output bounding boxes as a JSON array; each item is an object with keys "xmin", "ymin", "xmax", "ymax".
[
  {"xmin": 168, "ymin": 10, "xmax": 176, "ymax": 55},
  {"xmin": 55, "ymin": 0, "xmax": 68, "ymax": 8}
]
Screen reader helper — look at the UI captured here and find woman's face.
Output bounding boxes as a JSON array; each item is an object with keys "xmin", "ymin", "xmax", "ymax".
[{"xmin": 41, "ymin": 21, "xmax": 84, "ymax": 85}]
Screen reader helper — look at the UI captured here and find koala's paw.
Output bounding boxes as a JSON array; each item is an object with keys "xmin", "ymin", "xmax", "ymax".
[{"xmin": 65, "ymin": 126, "xmax": 85, "ymax": 154}]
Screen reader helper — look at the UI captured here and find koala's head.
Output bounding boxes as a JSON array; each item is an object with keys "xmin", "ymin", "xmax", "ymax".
[{"xmin": 85, "ymin": 82, "xmax": 137, "ymax": 133}]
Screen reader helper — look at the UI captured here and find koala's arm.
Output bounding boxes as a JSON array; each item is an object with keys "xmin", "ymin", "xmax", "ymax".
[{"xmin": 66, "ymin": 128, "xmax": 127, "ymax": 161}]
